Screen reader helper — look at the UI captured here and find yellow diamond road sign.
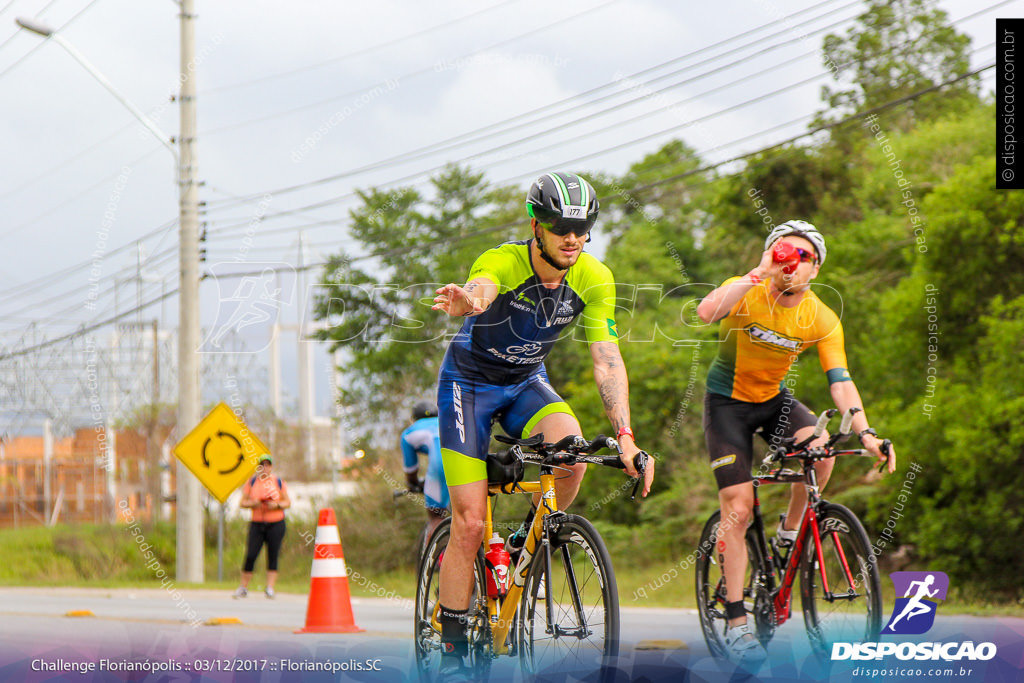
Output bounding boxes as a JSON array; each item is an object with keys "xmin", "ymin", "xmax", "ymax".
[{"xmin": 174, "ymin": 402, "xmax": 270, "ymax": 504}]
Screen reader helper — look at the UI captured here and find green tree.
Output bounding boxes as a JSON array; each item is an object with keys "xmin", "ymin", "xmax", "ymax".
[
  {"xmin": 705, "ymin": 145, "xmax": 842, "ymax": 286},
  {"xmin": 875, "ymin": 296, "xmax": 1024, "ymax": 598},
  {"xmin": 820, "ymin": 0, "xmax": 977, "ymax": 132},
  {"xmin": 542, "ymin": 140, "xmax": 719, "ymax": 524},
  {"xmin": 312, "ymin": 166, "xmax": 521, "ymax": 438}
]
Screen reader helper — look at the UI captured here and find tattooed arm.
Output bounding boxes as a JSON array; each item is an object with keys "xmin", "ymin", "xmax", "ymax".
[
  {"xmin": 590, "ymin": 341, "xmax": 653, "ymax": 496},
  {"xmin": 432, "ymin": 277, "xmax": 497, "ymax": 317}
]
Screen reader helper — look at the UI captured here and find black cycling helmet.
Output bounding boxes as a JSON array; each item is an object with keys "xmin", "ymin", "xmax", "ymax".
[
  {"xmin": 526, "ymin": 172, "xmax": 599, "ymax": 235},
  {"xmin": 412, "ymin": 401, "xmax": 437, "ymax": 421}
]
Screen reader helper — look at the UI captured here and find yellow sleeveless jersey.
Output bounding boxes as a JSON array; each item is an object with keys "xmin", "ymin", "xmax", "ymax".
[{"xmin": 706, "ymin": 277, "xmax": 851, "ymax": 403}]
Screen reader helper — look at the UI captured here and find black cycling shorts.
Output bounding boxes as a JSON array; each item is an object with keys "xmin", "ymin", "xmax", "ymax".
[{"xmin": 703, "ymin": 389, "xmax": 817, "ymax": 490}]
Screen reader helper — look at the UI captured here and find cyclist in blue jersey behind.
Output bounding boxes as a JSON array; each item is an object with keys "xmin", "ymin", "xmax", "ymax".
[
  {"xmin": 400, "ymin": 401, "xmax": 448, "ymax": 539},
  {"xmin": 431, "ymin": 171, "xmax": 654, "ymax": 678}
]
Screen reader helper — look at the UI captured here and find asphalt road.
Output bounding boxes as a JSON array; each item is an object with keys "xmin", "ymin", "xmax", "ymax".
[{"xmin": 0, "ymin": 587, "xmax": 1021, "ymax": 682}]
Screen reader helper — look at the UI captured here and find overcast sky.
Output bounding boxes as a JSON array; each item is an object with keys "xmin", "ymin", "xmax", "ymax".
[{"xmin": 0, "ymin": 0, "xmax": 1007, "ymax": 416}]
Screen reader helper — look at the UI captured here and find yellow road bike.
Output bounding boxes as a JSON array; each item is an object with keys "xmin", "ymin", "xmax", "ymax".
[{"xmin": 414, "ymin": 433, "xmax": 647, "ymax": 681}]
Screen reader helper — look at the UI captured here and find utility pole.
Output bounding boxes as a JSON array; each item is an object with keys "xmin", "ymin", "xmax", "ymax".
[
  {"xmin": 176, "ymin": 0, "xmax": 203, "ymax": 583},
  {"xmin": 43, "ymin": 418, "xmax": 52, "ymax": 526},
  {"xmin": 12, "ymin": 10, "xmax": 199, "ymax": 557},
  {"xmin": 297, "ymin": 232, "xmax": 316, "ymax": 470},
  {"xmin": 150, "ymin": 319, "xmax": 162, "ymax": 522}
]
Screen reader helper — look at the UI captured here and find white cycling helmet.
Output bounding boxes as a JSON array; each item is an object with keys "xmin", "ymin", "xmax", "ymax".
[{"xmin": 765, "ymin": 220, "xmax": 826, "ymax": 266}]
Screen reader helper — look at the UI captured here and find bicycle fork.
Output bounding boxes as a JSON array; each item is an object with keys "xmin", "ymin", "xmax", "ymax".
[{"xmin": 539, "ymin": 511, "xmax": 591, "ymax": 640}]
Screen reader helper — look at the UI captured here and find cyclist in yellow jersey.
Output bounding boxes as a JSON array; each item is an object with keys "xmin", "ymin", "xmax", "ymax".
[
  {"xmin": 431, "ymin": 172, "xmax": 654, "ymax": 678},
  {"xmin": 696, "ymin": 220, "xmax": 896, "ymax": 663}
]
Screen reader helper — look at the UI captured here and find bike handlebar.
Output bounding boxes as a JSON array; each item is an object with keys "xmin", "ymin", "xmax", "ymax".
[
  {"xmin": 493, "ymin": 432, "xmax": 648, "ymax": 500},
  {"xmin": 765, "ymin": 407, "xmax": 888, "ymax": 467},
  {"xmin": 812, "ymin": 408, "xmax": 835, "ymax": 439},
  {"xmin": 838, "ymin": 406, "xmax": 861, "ymax": 436}
]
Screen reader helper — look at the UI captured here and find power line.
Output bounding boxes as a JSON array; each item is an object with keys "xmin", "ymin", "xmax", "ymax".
[
  {"xmin": 0, "ymin": 0, "xmax": 102, "ymax": 80},
  {"xmin": 0, "ymin": 144, "xmax": 168, "ymax": 241},
  {"xmin": 198, "ymin": 3, "xmax": 1000, "ymax": 238},
  {"xmin": 629, "ymin": 62, "xmax": 996, "ymax": 195},
  {"xmin": 203, "ymin": 0, "xmax": 859, "ymax": 210},
  {"xmin": 0, "ymin": 242, "xmax": 177, "ymax": 326},
  {"xmin": 198, "ymin": 0, "xmax": 1000, "ymax": 237},
  {"xmin": 119, "ymin": 21, "xmax": 1000, "ymax": 275},
  {"xmin": 0, "ymin": 0, "xmax": 62, "ymax": 53},
  {"xmin": 0, "ymin": 119, "xmax": 140, "ymax": 201},
  {"xmin": 199, "ymin": 0, "xmax": 519, "ymax": 96},
  {"xmin": 197, "ymin": 0, "xmax": 628, "ymax": 136},
  {"xmin": 202, "ymin": 35, "xmax": 998, "ymax": 293},
  {"xmin": 243, "ymin": 60, "xmax": 1000, "ymax": 260},
  {"xmin": 3, "ymin": 3, "xmax": 997, "ymax": 325},
  {"xmin": 0, "ymin": 215, "xmax": 176, "ymax": 302},
  {"xmin": 0, "ymin": 63, "xmax": 992, "ymax": 360},
  {"xmin": 200, "ymin": 63, "xmax": 854, "ymax": 232}
]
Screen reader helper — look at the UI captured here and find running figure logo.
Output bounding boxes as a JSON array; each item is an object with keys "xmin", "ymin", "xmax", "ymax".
[
  {"xmin": 201, "ymin": 264, "xmax": 294, "ymax": 353},
  {"xmin": 883, "ymin": 571, "xmax": 949, "ymax": 635}
]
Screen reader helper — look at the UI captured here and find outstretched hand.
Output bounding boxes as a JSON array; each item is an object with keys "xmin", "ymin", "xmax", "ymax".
[{"xmin": 433, "ymin": 283, "xmax": 484, "ymax": 317}]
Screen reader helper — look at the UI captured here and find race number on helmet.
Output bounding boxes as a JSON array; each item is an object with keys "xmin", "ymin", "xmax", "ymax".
[{"xmin": 526, "ymin": 172, "xmax": 600, "ymax": 232}]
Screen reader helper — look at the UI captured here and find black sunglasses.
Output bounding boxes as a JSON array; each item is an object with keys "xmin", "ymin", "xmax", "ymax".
[{"xmin": 541, "ymin": 221, "xmax": 592, "ymax": 238}]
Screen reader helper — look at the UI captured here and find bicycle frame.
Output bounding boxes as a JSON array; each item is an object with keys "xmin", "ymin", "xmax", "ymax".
[
  {"xmin": 751, "ymin": 449, "xmax": 867, "ymax": 629},
  {"xmin": 427, "ymin": 469, "xmax": 564, "ymax": 657},
  {"xmin": 421, "ymin": 434, "xmax": 639, "ymax": 671},
  {"xmin": 488, "ymin": 472, "xmax": 553, "ymax": 655}
]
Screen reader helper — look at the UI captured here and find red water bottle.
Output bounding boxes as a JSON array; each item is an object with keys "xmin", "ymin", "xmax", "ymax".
[
  {"xmin": 772, "ymin": 241, "xmax": 800, "ymax": 274},
  {"xmin": 484, "ymin": 533, "xmax": 510, "ymax": 598}
]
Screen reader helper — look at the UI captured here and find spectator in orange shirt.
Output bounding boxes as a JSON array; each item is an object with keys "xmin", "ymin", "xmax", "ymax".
[{"xmin": 233, "ymin": 454, "xmax": 290, "ymax": 599}]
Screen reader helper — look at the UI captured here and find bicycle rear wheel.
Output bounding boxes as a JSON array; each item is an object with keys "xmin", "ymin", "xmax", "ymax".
[
  {"xmin": 800, "ymin": 502, "xmax": 882, "ymax": 654},
  {"xmin": 414, "ymin": 518, "xmax": 492, "ymax": 681},
  {"xmin": 518, "ymin": 514, "xmax": 619, "ymax": 679},
  {"xmin": 695, "ymin": 510, "xmax": 772, "ymax": 657}
]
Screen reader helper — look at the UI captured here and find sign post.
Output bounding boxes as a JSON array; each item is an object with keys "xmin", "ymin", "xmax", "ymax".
[{"xmin": 173, "ymin": 402, "xmax": 271, "ymax": 582}]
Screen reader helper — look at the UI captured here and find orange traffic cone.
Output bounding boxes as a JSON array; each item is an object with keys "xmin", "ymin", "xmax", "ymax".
[{"xmin": 296, "ymin": 508, "xmax": 364, "ymax": 633}]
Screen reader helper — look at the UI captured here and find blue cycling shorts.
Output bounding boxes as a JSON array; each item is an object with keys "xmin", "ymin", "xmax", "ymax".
[{"xmin": 437, "ymin": 365, "xmax": 576, "ymax": 486}]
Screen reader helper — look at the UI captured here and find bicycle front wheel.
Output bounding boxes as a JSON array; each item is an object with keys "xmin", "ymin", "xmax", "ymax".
[
  {"xmin": 695, "ymin": 510, "xmax": 772, "ymax": 657},
  {"xmin": 800, "ymin": 502, "xmax": 882, "ymax": 654},
  {"xmin": 518, "ymin": 514, "xmax": 619, "ymax": 678},
  {"xmin": 414, "ymin": 518, "xmax": 492, "ymax": 681}
]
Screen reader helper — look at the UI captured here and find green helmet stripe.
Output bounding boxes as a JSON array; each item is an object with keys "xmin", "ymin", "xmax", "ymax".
[
  {"xmin": 551, "ymin": 172, "xmax": 589, "ymax": 213},
  {"xmin": 550, "ymin": 173, "xmax": 572, "ymax": 208}
]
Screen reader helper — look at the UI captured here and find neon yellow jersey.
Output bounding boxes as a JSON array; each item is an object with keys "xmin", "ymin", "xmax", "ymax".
[
  {"xmin": 706, "ymin": 277, "xmax": 851, "ymax": 403},
  {"xmin": 445, "ymin": 240, "xmax": 618, "ymax": 382}
]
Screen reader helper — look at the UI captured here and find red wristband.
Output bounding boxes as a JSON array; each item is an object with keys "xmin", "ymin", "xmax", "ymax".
[
  {"xmin": 617, "ymin": 426, "xmax": 635, "ymax": 441},
  {"xmin": 747, "ymin": 271, "xmax": 762, "ymax": 284}
]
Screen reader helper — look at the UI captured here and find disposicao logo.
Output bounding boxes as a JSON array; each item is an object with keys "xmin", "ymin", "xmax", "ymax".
[
  {"xmin": 884, "ymin": 571, "xmax": 948, "ymax": 635},
  {"xmin": 832, "ymin": 570, "xmax": 997, "ymax": 662}
]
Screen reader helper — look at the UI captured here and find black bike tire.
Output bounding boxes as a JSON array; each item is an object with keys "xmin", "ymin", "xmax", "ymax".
[
  {"xmin": 413, "ymin": 523, "xmax": 429, "ymax": 572},
  {"xmin": 695, "ymin": 510, "xmax": 771, "ymax": 657},
  {"xmin": 413, "ymin": 517, "xmax": 492, "ymax": 681},
  {"xmin": 799, "ymin": 502, "xmax": 882, "ymax": 654},
  {"xmin": 518, "ymin": 514, "xmax": 620, "ymax": 679}
]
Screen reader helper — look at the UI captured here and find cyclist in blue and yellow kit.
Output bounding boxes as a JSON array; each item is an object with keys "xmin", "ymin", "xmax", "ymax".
[
  {"xmin": 431, "ymin": 172, "xmax": 654, "ymax": 676},
  {"xmin": 696, "ymin": 220, "xmax": 896, "ymax": 662}
]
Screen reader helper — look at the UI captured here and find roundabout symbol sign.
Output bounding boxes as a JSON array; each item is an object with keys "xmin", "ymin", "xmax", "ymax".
[{"xmin": 173, "ymin": 402, "xmax": 270, "ymax": 503}]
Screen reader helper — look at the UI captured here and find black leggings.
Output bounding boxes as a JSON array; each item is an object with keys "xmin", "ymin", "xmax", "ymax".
[{"xmin": 243, "ymin": 520, "xmax": 286, "ymax": 572}]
